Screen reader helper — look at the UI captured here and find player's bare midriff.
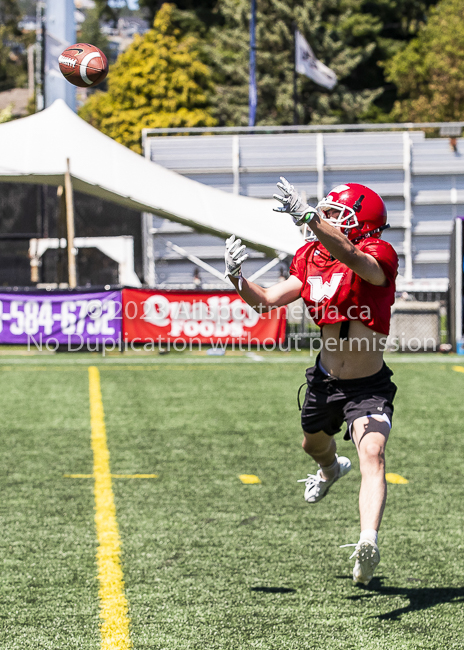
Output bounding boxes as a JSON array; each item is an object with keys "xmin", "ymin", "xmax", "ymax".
[{"xmin": 319, "ymin": 319, "xmax": 386, "ymax": 379}]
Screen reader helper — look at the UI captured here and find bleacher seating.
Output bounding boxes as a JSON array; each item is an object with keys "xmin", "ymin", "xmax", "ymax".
[{"xmin": 145, "ymin": 128, "xmax": 464, "ymax": 292}]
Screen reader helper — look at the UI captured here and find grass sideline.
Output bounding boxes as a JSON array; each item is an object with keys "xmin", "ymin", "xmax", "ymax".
[{"xmin": 1, "ymin": 360, "xmax": 464, "ymax": 649}]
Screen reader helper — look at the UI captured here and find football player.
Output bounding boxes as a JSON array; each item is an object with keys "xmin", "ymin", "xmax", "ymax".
[{"xmin": 224, "ymin": 178, "xmax": 398, "ymax": 586}]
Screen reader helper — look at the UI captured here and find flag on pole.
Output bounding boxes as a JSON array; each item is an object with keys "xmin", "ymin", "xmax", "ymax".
[
  {"xmin": 248, "ymin": 0, "xmax": 257, "ymax": 126},
  {"xmin": 295, "ymin": 30, "xmax": 337, "ymax": 90}
]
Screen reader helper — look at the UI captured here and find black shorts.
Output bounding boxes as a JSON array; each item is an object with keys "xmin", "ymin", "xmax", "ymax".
[{"xmin": 300, "ymin": 355, "xmax": 397, "ymax": 441}]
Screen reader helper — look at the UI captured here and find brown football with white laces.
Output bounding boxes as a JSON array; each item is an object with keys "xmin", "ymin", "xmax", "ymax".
[{"xmin": 58, "ymin": 43, "xmax": 108, "ymax": 88}]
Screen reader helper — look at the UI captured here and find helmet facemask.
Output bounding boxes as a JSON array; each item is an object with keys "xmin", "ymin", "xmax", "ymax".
[
  {"xmin": 317, "ymin": 198, "xmax": 360, "ymax": 232},
  {"xmin": 303, "ymin": 201, "xmax": 360, "ymax": 242}
]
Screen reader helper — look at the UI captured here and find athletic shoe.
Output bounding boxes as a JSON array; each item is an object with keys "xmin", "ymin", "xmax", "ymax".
[
  {"xmin": 297, "ymin": 454, "xmax": 351, "ymax": 503},
  {"xmin": 341, "ymin": 539, "xmax": 380, "ymax": 586}
]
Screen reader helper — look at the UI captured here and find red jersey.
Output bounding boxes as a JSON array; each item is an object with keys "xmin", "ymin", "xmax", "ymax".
[{"xmin": 289, "ymin": 238, "xmax": 398, "ymax": 335}]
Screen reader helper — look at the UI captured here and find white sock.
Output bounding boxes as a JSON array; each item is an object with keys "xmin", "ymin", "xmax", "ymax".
[
  {"xmin": 319, "ymin": 456, "xmax": 339, "ymax": 481},
  {"xmin": 360, "ymin": 529, "xmax": 378, "ymax": 545}
]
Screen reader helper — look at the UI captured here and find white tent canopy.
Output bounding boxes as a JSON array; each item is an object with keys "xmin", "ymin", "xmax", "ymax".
[{"xmin": 0, "ymin": 100, "xmax": 304, "ymax": 256}]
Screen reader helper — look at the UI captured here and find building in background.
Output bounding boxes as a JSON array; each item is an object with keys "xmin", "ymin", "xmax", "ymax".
[{"xmin": 101, "ymin": 16, "xmax": 149, "ymax": 59}]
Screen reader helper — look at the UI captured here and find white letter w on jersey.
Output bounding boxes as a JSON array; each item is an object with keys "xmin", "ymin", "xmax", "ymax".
[{"xmin": 307, "ymin": 273, "xmax": 344, "ymax": 302}]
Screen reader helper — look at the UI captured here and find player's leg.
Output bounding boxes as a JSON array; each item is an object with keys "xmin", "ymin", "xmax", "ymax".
[
  {"xmin": 348, "ymin": 415, "xmax": 391, "ymax": 585},
  {"xmin": 298, "ymin": 362, "xmax": 352, "ymax": 502},
  {"xmin": 351, "ymin": 415, "xmax": 390, "ymax": 531},
  {"xmin": 302, "ymin": 429, "xmax": 337, "ymax": 477},
  {"xmin": 299, "ymin": 429, "xmax": 352, "ymax": 502}
]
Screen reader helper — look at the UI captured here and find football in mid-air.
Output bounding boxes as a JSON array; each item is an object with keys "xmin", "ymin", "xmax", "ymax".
[{"xmin": 58, "ymin": 43, "xmax": 108, "ymax": 88}]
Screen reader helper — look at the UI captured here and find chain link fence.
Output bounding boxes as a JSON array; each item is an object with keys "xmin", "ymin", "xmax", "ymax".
[{"xmin": 387, "ymin": 300, "xmax": 441, "ymax": 352}]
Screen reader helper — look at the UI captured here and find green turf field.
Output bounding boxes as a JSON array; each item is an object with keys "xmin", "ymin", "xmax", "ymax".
[{"xmin": 1, "ymin": 355, "xmax": 464, "ymax": 649}]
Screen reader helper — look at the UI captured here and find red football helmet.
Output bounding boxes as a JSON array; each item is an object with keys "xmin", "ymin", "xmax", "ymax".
[{"xmin": 305, "ymin": 183, "xmax": 388, "ymax": 242}]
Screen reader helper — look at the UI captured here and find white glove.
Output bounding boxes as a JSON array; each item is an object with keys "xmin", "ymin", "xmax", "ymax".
[
  {"xmin": 273, "ymin": 176, "xmax": 318, "ymax": 226},
  {"xmin": 225, "ymin": 235, "xmax": 248, "ymax": 289}
]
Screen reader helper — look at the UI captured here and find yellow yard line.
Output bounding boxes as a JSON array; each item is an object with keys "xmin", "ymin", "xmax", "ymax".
[{"xmin": 88, "ymin": 366, "xmax": 131, "ymax": 650}]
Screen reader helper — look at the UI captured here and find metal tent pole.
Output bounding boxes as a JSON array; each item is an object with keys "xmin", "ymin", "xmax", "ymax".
[{"xmin": 64, "ymin": 158, "xmax": 77, "ymax": 288}]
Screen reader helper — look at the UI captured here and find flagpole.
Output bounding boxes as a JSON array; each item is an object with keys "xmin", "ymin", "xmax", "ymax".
[
  {"xmin": 293, "ymin": 21, "xmax": 298, "ymax": 125},
  {"xmin": 248, "ymin": 0, "xmax": 257, "ymax": 127}
]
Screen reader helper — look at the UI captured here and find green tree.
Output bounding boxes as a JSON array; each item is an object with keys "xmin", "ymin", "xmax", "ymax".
[
  {"xmin": 209, "ymin": 0, "xmax": 376, "ymax": 126},
  {"xmin": 209, "ymin": 0, "xmax": 439, "ymax": 126},
  {"xmin": 384, "ymin": 0, "xmax": 464, "ymax": 121},
  {"xmin": 0, "ymin": 0, "xmax": 32, "ymax": 92},
  {"xmin": 78, "ymin": 3, "xmax": 216, "ymax": 153},
  {"xmin": 79, "ymin": 6, "xmax": 111, "ymax": 61},
  {"xmin": 93, "ymin": 0, "xmax": 125, "ymax": 26},
  {"xmin": 0, "ymin": 103, "xmax": 13, "ymax": 122},
  {"xmin": 138, "ymin": 0, "xmax": 219, "ymax": 28},
  {"xmin": 92, "ymin": 0, "xmax": 218, "ymax": 28},
  {"xmin": 0, "ymin": 0, "xmax": 21, "ymax": 32},
  {"xmin": 0, "ymin": 26, "xmax": 19, "ymax": 91}
]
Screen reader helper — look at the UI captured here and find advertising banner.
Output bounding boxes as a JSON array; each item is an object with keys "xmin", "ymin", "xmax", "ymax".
[
  {"xmin": 122, "ymin": 289, "xmax": 286, "ymax": 345},
  {"xmin": 0, "ymin": 291, "xmax": 122, "ymax": 347}
]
